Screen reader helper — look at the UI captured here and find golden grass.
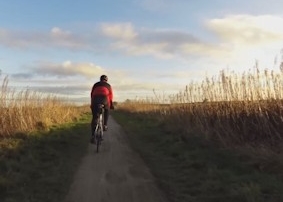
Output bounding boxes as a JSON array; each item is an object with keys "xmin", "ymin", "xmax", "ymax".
[
  {"xmin": 0, "ymin": 76, "xmax": 89, "ymax": 137},
  {"xmin": 170, "ymin": 67, "xmax": 283, "ymax": 103},
  {"xmin": 118, "ymin": 68, "xmax": 283, "ymax": 148}
]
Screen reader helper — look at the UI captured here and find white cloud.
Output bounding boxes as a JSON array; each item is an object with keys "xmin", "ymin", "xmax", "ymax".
[
  {"xmin": 51, "ymin": 27, "xmax": 71, "ymax": 37},
  {"xmin": 0, "ymin": 23, "xmax": 231, "ymax": 61},
  {"xmin": 29, "ymin": 61, "xmax": 105, "ymax": 79},
  {"xmin": 180, "ymin": 43, "xmax": 230, "ymax": 58},
  {"xmin": 101, "ymin": 23, "xmax": 137, "ymax": 41},
  {"xmin": 207, "ymin": 15, "xmax": 283, "ymax": 46},
  {"xmin": 2, "ymin": 16, "xmax": 283, "ymax": 76},
  {"xmin": 112, "ymin": 40, "xmax": 173, "ymax": 59},
  {"xmin": 0, "ymin": 27, "xmax": 90, "ymax": 50},
  {"xmin": 198, "ymin": 14, "xmax": 283, "ymax": 71},
  {"xmin": 101, "ymin": 24, "xmax": 202, "ymax": 59}
]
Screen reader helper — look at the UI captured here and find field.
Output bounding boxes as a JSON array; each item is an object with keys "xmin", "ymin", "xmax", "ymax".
[
  {"xmin": 111, "ymin": 68, "xmax": 283, "ymax": 201},
  {"xmin": 112, "ymin": 110, "xmax": 283, "ymax": 202},
  {"xmin": 0, "ymin": 76, "xmax": 89, "ymax": 137},
  {"xmin": 0, "ymin": 76, "xmax": 90, "ymax": 202},
  {"xmin": 122, "ymin": 68, "xmax": 283, "ymax": 148},
  {"xmin": 1, "ymin": 67, "xmax": 283, "ymax": 201}
]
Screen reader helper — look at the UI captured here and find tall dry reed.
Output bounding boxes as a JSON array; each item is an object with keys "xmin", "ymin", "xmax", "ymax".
[
  {"xmin": 118, "ymin": 68, "xmax": 283, "ymax": 147},
  {"xmin": 0, "ymin": 76, "xmax": 88, "ymax": 137}
]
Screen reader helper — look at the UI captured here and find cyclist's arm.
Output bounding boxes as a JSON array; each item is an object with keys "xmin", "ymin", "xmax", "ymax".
[
  {"xmin": 109, "ymin": 86, "xmax": 113, "ymax": 102},
  {"xmin": 109, "ymin": 86, "xmax": 114, "ymax": 108}
]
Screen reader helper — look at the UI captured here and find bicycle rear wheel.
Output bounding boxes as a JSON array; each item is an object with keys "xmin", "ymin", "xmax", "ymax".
[
  {"xmin": 96, "ymin": 127, "xmax": 103, "ymax": 153},
  {"xmin": 95, "ymin": 110, "xmax": 104, "ymax": 153}
]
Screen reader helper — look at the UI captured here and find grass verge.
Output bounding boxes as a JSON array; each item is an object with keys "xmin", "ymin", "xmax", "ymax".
[
  {"xmin": 111, "ymin": 110, "xmax": 283, "ymax": 202},
  {"xmin": 0, "ymin": 113, "xmax": 91, "ymax": 202}
]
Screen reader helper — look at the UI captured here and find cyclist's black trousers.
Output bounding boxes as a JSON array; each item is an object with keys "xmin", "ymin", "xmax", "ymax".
[
  {"xmin": 91, "ymin": 104, "xmax": 109, "ymax": 133},
  {"xmin": 91, "ymin": 96, "xmax": 109, "ymax": 133}
]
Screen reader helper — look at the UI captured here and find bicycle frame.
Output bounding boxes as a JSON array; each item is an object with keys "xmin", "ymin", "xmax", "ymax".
[{"xmin": 94, "ymin": 104, "xmax": 104, "ymax": 152}]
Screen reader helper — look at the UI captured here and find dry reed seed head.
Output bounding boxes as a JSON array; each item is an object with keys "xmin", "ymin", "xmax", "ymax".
[
  {"xmin": 1, "ymin": 78, "xmax": 84, "ymax": 137},
  {"xmin": 5, "ymin": 66, "xmax": 283, "ymax": 145}
]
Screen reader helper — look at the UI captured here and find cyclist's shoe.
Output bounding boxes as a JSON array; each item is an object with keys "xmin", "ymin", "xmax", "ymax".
[{"xmin": 103, "ymin": 125, "xmax": 108, "ymax": 131}]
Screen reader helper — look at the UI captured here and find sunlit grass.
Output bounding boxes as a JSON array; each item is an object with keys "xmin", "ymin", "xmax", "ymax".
[
  {"xmin": 113, "ymin": 67, "xmax": 283, "ymax": 201},
  {"xmin": 0, "ymin": 76, "xmax": 89, "ymax": 137},
  {"xmin": 0, "ymin": 114, "xmax": 91, "ymax": 202},
  {"xmin": 112, "ymin": 110, "xmax": 283, "ymax": 202},
  {"xmin": 0, "ymin": 76, "xmax": 91, "ymax": 201},
  {"xmin": 118, "ymin": 68, "xmax": 283, "ymax": 148}
]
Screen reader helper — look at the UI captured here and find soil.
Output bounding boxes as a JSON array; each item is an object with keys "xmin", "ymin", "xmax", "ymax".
[{"xmin": 64, "ymin": 116, "xmax": 169, "ymax": 202}]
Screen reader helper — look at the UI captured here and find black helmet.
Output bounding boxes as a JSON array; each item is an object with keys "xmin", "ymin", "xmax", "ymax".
[{"xmin": 100, "ymin": 75, "xmax": 108, "ymax": 81}]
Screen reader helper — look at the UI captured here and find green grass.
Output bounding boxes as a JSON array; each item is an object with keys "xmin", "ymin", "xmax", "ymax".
[
  {"xmin": 111, "ymin": 110, "xmax": 283, "ymax": 202},
  {"xmin": 0, "ymin": 113, "xmax": 91, "ymax": 202}
]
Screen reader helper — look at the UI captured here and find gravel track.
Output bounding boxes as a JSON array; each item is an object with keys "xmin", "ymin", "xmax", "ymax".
[{"xmin": 64, "ymin": 116, "xmax": 169, "ymax": 202}]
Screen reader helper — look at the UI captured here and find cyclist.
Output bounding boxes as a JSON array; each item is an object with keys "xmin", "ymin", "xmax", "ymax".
[{"xmin": 90, "ymin": 75, "xmax": 114, "ymax": 144}]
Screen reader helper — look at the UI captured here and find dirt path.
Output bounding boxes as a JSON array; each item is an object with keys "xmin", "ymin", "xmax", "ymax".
[{"xmin": 64, "ymin": 116, "xmax": 169, "ymax": 202}]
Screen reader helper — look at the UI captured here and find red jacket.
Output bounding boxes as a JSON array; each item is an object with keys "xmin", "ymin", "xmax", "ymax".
[{"xmin": 91, "ymin": 81, "xmax": 113, "ymax": 107}]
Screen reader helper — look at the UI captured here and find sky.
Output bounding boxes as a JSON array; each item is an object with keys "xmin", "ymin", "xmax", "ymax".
[{"xmin": 1, "ymin": 0, "xmax": 283, "ymax": 104}]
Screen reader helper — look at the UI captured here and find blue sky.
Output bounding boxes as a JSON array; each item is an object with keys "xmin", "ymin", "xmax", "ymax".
[{"xmin": 1, "ymin": 0, "xmax": 283, "ymax": 103}]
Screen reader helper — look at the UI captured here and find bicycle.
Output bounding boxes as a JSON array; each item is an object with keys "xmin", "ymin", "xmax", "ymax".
[{"xmin": 93, "ymin": 104, "xmax": 104, "ymax": 153}]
